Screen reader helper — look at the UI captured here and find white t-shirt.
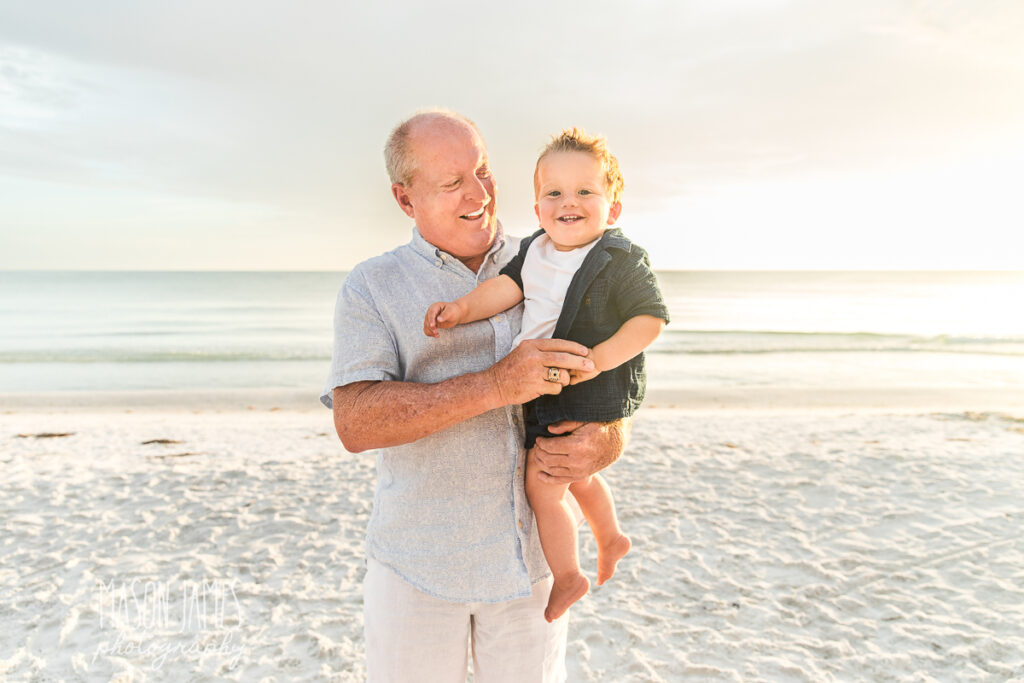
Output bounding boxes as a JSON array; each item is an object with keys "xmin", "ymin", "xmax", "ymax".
[{"xmin": 512, "ymin": 233, "xmax": 601, "ymax": 347}]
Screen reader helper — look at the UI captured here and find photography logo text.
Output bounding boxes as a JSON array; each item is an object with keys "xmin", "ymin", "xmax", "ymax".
[{"xmin": 91, "ymin": 577, "xmax": 246, "ymax": 671}]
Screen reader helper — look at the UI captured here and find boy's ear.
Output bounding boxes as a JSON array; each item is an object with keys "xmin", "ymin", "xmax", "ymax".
[
  {"xmin": 606, "ymin": 201, "xmax": 622, "ymax": 225},
  {"xmin": 392, "ymin": 183, "xmax": 416, "ymax": 219},
  {"xmin": 534, "ymin": 203, "xmax": 541, "ymax": 223}
]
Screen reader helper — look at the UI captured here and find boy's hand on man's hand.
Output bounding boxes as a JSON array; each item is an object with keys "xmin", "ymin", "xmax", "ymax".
[
  {"xmin": 568, "ymin": 367, "xmax": 600, "ymax": 385},
  {"xmin": 423, "ymin": 301, "xmax": 464, "ymax": 337},
  {"xmin": 568, "ymin": 346, "xmax": 599, "ymax": 384}
]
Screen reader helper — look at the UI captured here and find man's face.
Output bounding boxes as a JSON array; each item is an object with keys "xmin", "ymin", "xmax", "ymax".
[{"xmin": 392, "ymin": 122, "xmax": 498, "ymax": 269}]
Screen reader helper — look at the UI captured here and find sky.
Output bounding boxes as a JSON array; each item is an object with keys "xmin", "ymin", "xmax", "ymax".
[{"xmin": 1, "ymin": 0, "xmax": 1023, "ymax": 271}]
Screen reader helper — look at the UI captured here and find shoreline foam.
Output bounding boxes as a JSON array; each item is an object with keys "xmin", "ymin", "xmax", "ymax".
[{"xmin": 2, "ymin": 386, "xmax": 1022, "ymax": 414}]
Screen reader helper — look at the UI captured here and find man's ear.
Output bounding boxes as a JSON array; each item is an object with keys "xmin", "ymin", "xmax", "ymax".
[
  {"xmin": 607, "ymin": 201, "xmax": 622, "ymax": 225},
  {"xmin": 392, "ymin": 183, "xmax": 416, "ymax": 219}
]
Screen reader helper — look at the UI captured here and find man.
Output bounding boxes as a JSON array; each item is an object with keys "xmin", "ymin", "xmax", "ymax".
[{"xmin": 321, "ymin": 109, "xmax": 627, "ymax": 682}]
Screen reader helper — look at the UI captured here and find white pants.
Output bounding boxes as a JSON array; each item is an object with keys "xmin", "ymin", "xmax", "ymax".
[{"xmin": 363, "ymin": 558, "xmax": 568, "ymax": 682}]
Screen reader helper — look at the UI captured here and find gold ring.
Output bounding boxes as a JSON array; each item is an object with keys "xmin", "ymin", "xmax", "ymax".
[{"xmin": 545, "ymin": 367, "xmax": 561, "ymax": 383}]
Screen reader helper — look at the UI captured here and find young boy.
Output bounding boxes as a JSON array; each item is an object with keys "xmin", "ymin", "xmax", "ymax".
[{"xmin": 423, "ymin": 129, "xmax": 669, "ymax": 621}]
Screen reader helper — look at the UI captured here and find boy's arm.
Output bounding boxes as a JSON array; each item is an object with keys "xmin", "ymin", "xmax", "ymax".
[
  {"xmin": 570, "ymin": 314, "xmax": 665, "ymax": 384},
  {"xmin": 424, "ymin": 274, "xmax": 524, "ymax": 337}
]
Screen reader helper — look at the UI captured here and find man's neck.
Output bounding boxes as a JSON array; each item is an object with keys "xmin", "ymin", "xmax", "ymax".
[{"xmin": 458, "ymin": 254, "xmax": 485, "ymax": 273}]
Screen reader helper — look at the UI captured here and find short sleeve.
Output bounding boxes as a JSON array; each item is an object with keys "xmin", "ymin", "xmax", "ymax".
[
  {"xmin": 613, "ymin": 249, "xmax": 671, "ymax": 324},
  {"xmin": 319, "ymin": 268, "xmax": 400, "ymax": 408},
  {"xmin": 498, "ymin": 230, "xmax": 541, "ymax": 291}
]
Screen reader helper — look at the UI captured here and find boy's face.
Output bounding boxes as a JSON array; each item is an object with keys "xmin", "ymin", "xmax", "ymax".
[{"xmin": 534, "ymin": 151, "xmax": 621, "ymax": 252}]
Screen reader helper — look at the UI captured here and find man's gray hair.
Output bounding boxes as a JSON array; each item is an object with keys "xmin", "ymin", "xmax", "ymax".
[{"xmin": 384, "ymin": 109, "xmax": 481, "ymax": 186}]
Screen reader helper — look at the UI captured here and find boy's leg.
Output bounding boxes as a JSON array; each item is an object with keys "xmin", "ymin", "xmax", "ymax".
[
  {"xmin": 525, "ymin": 449, "xmax": 590, "ymax": 623},
  {"xmin": 568, "ymin": 473, "xmax": 632, "ymax": 585}
]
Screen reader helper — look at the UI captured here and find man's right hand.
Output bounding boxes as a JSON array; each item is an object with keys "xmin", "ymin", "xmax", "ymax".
[
  {"xmin": 424, "ymin": 301, "xmax": 466, "ymax": 337},
  {"xmin": 487, "ymin": 338, "xmax": 594, "ymax": 406}
]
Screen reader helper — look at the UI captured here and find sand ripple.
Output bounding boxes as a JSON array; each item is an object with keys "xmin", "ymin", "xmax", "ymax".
[
  {"xmin": 1, "ymin": 409, "xmax": 1023, "ymax": 681},
  {"xmin": 570, "ymin": 411, "xmax": 1024, "ymax": 681}
]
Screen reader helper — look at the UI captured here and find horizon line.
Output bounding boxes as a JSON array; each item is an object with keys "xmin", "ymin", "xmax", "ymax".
[{"xmin": 2, "ymin": 268, "xmax": 1023, "ymax": 274}]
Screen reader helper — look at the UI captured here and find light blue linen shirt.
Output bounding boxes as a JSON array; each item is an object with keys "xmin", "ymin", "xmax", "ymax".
[{"xmin": 320, "ymin": 225, "xmax": 549, "ymax": 603}]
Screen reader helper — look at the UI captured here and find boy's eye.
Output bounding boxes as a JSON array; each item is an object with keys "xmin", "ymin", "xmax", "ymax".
[
  {"xmin": 547, "ymin": 190, "xmax": 561, "ymax": 197},
  {"xmin": 579, "ymin": 189, "xmax": 592, "ymax": 195}
]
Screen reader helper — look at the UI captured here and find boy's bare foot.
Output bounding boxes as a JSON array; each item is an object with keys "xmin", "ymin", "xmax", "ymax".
[
  {"xmin": 597, "ymin": 534, "xmax": 631, "ymax": 585},
  {"xmin": 544, "ymin": 573, "xmax": 590, "ymax": 623}
]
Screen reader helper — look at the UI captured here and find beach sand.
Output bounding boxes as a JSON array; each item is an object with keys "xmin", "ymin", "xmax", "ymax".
[{"xmin": 2, "ymin": 397, "xmax": 1024, "ymax": 681}]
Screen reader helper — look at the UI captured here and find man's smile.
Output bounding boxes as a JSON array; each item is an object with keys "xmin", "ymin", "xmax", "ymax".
[{"xmin": 460, "ymin": 206, "xmax": 487, "ymax": 220}]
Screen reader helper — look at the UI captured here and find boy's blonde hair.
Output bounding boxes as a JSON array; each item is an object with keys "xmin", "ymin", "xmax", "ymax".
[{"xmin": 534, "ymin": 127, "xmax": 624, "ymax": 204}]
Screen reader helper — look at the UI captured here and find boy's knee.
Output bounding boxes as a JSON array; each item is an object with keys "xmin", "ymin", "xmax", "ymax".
[
  {"xmin": 525, "ymin": 456, "xmax": 553, "ymax": 503},
  {"xmin": 568, "ymin": 474, "xmax": 596, "ymax": 495},
  {"xmin": 526, "ymin": 467, "xmax": 570, "ymax": 513}
]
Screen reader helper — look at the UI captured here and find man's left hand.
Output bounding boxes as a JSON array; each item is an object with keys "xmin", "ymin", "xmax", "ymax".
[{"xmin": 531, "ymin": 418, "xmax": 629, "ymax": 484}]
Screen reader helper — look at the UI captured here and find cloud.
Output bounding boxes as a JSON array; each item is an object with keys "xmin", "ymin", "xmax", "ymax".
[
  {"xmin": 1, "ymin": 1, "xmax": 1023, "ymax": 268},
  {"xmin": 0, "ymin": 46, "xmax": 87, "ymax": 127},
  {"xmin": 867, "ymin": 0, "xmax": 1024, "ymax": 70}
]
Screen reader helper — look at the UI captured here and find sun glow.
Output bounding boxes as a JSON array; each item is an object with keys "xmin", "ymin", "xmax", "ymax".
[{"xmin": 624, "ymin": 149, "xmax": 1024, "ymax": 271}]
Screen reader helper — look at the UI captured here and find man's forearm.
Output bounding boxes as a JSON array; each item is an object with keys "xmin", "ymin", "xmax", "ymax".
[
  {"xmin": 332, "ymin": 338, "xmax": 595, "ymax": 453},
  {"xmin": 332, "ymin": 373, "xmax": 503, "ymax": 453}
]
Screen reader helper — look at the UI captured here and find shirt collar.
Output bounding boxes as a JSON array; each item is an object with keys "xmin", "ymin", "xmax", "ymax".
[
  {"xmin": 485, "ymin": 220, "xmax": 508, "ymax": 261},
  {"xmin": 597, "ymin": 227, "xmax": 630, "ymax": 253},
  {"xmin": 409, "ymin": 220, "xmax": 508, "ymax": 264}
]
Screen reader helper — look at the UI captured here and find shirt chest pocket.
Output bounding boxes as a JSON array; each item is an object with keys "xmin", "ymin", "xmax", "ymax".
[{"xmin": 573, "ymin": 281, "xmax": 618, "ymax": 345}]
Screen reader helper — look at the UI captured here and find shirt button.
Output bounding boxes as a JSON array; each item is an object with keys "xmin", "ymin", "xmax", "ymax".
[
  {"xmin": 496, "ymin": 314, "xmax": 503, "ymax": 322},
  {"xmin": 518, "ymin": 520, "xmax": 524, "ymax": 529},
  {"xmin": 516, "ymin": 468, "xmax": 522, "ymax": 477},
  {"xmin": 512, "ymin": 416, "xmax": 519, "ymax": 425},
  {"xmin": 435, "ymin": 260, "xmax": 442, "ymax": 267}
]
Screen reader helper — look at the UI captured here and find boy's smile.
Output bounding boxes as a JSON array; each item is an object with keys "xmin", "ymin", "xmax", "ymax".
[{"xmin": 534, "ymin": 151, "xmax": 622, "ymax": 252}]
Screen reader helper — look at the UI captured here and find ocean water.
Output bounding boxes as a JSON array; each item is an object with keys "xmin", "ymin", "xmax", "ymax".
[{"xmin": 1, "ymin": 270, "xmax": 1023, "ymax": 394}]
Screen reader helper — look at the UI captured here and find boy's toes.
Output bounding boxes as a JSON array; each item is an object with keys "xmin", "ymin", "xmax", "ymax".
[
  {"xmin": 597, "ymin": 534, "xmax": 631, "ymax": 585},
  {"xmin": 544, "ymin": 574, "xmax": 589, "ymax": 623}
]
